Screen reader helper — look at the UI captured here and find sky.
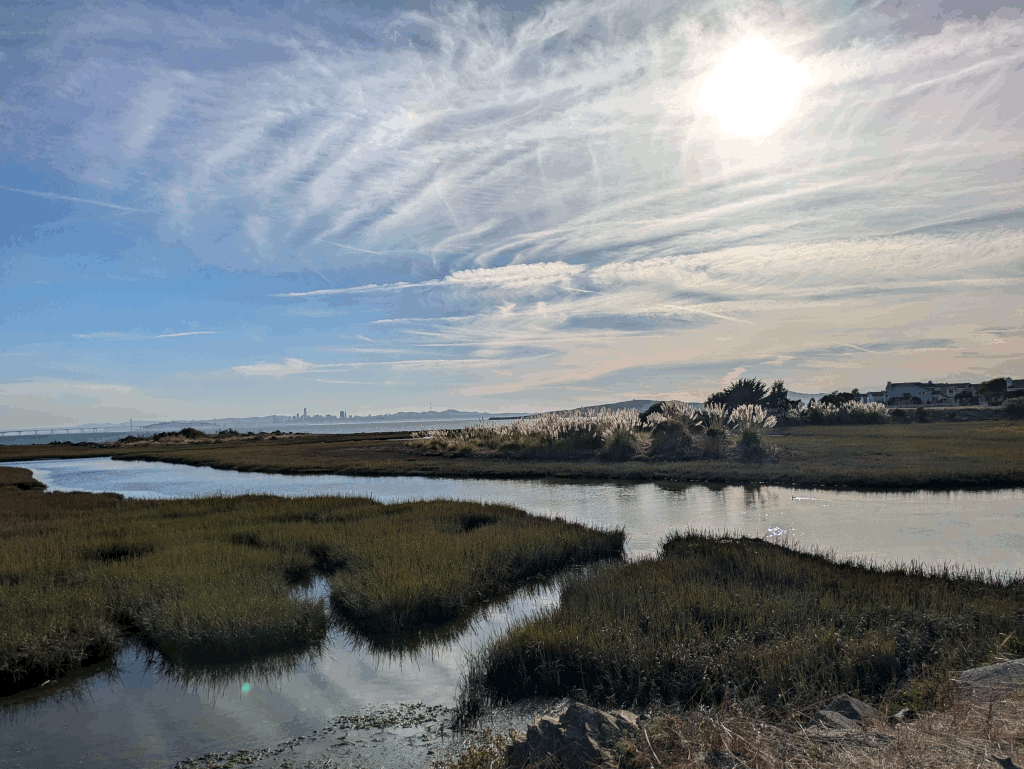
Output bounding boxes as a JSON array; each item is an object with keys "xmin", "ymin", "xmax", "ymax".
[{"xmin": 1, "ymin": 0, "xmax": 1022, "ymax": 427}]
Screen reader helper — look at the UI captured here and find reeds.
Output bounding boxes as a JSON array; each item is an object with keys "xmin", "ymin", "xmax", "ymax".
[
  {"xmin": 0, "ymin": 467, "xmax": 623, "ymax": 697},
  {"xmin": 417, "ymin": 404, "xmax": 776, "ymax": 462},
  {"xmin": 789, "ymin": 401, "xmax": 891, "ymax": 426},
  {"xmin": 458, "ymin": 532, "xmax": 1024, "ymax": 722}
]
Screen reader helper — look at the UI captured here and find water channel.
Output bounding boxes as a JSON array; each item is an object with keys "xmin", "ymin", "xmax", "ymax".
[{"xmin": 2, "ymin": 457, "xmax": 1023, "ymax": 768}]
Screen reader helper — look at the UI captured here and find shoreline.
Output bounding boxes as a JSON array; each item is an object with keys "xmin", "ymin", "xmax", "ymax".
[{"xmin": 1, "ymin": 421, "xmax": 1021, "ymax": 492}]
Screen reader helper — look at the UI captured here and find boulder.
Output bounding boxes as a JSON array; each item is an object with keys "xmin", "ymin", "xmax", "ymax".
[
  {"xmin": 956, "ymin": 659, "xmax": 1024, "ymax": 697},
  {"xmin": 507, "ymin": 702, "xmax": 640, "ymax": 769},
  {"xmin": 812, "ymin": 694, "xmax": 884, "ymax": 730}
]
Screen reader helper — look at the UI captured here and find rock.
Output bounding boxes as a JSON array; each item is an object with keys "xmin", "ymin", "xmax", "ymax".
[
  {"xmin": 812, "ymin": 695, "xmax": 884, "ymax": 730},
  {"xmin": 956, "ymin": 659, "xmax": 1024, "ymax": 697},
  {"xmin": 888, "ymin": 708, "xmax": 917, "ymax": 724},
  {"xmin": 507, "ymin": 702, "xmax": 639, "ymax": 769},
  {"xmin": 812, "ymin": 710, "xmax": 862, "ymax": 730}
]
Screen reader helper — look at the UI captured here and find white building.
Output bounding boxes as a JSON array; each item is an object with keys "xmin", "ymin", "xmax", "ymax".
[{"xmin": 883, "ymin": 381, "xmax": 976, "ymax": 406}]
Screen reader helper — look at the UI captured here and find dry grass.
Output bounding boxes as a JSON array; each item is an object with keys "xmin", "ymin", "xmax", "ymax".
[
  {"xmin": 611, "ymin": 684, "xmax": 1024, "ymax": 768},
  {"xmin": 443, "ymin": 686, "xmax": 1024, "ymax": 768}
]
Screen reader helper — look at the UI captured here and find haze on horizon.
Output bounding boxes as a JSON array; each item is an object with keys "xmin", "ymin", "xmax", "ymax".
[{"xmin": 1, "ymin": 0, "xmax": 1022, "ymax": 428}]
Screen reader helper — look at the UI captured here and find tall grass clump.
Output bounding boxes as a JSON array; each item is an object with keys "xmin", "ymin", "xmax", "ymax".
[
  {"xmin": 0, "ymin": 467, "xmax": 623, "ymax": 697},
  {"xmin": 419, "ymin": 402, "xmax": 775, "ymax": 462},
  {"xmin": 732, "ymin": 404, "xmax": 777, "ymax": 460},
  {"xmin": 419, "ymin": 409, "xmax": 624, "ymax": 458},
  {"xmin": 792, "ymin": 401, "xmax": 890, "ymax": 426},
  {"xmin": 458, "ymin": 532, "xmax": 1024, "ymax": 722}
]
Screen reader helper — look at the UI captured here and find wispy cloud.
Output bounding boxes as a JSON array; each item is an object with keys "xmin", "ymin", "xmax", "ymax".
[
  {"xmin": 277, "ymin": 261, "xmax": 586, "ymax": 297},
  {"xmin": 4, "ymin": 0, "xmax": 1022, "ymax": 416},
  {"xmin": 232, "ymin": 358, "xmax": 315, "ymax": 376},
  {"xmin": 13, "ymin": 0, "xmax": 1022, "ymax": 274},
  {"xmin": 74, "ymin": 330, "xmax": 217, "ymax": 340}
]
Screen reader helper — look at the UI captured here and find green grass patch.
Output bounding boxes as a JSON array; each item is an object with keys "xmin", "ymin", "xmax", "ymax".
[
  {"xmin": 458, "ymin": 532, "xmax": 1024, "ymax": 722},
  {"xmin": 0, "ymin": 467, "xmax": 623, "ymax": 697},
  {"xmin": 328, "ymin": 500, "xmax": 623, "ymax": 639}
]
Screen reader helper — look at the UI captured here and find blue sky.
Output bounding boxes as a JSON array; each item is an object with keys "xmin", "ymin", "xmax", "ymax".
[{"xmin": 1, "ymin": 0, "xmax": 1022, "ymax": 427}]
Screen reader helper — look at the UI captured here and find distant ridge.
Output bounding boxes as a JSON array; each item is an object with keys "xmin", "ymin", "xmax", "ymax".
[{"xmin": 545, "ymin": 399, "xmax": 693, "ymax": 416}]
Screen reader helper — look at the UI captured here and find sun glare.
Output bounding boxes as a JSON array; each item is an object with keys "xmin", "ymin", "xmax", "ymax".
[{"xmin": 697, "ymin": 38, "xmax": 813, "ymax": 138}]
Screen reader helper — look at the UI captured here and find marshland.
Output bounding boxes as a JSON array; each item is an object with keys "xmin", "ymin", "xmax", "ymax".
[
  {"xmin": 1, "ymin": 401, "xmax": 1022, "ymax": 768},
  {"xmin": 0, "ymin": 465, "xmax": 623, "ymax": 696}
]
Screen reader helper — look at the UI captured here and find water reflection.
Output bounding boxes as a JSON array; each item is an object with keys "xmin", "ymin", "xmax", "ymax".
[
  {"xmin": 335, "ymin": 580, "xmax": 558, "ymax": 662},
  {"xmin": 141, "ymin": 642, "xmax": 328, "ymax": 701},
  {"xmin": 0, "ymin": 657, "xmax": 122, "ymax": 723}
]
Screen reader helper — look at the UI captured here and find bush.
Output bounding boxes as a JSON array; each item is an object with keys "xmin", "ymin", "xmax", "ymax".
[
  {"xmin": 601, "ymin": 427, "xmax": 641, "ymax": 461},
  {"xmin": 915, "ymin": 407, "xmax": 928, "ymax": 423},
  {"xmin": 1006, "ymin": 400, "xmax": 1024, "ymax": 419},
  {"xmin": 648, "ymin": 421, "xmax": 694, "ymax": 459}
]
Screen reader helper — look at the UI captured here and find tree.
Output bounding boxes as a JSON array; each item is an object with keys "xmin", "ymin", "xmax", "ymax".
[
  {"xmin": 979, "ymin": 378, "xmax": 1008, "ymax": 396},
  {"xmin": 763, "ymin": 380, "xmax": 800, "ymax": 414},
  {"xmin": 820, "ymin": 390, "xmax": 859, "ymax": 407},
  {"xmin": 705, "ymin": 377, "xmax": 769, "ymax": 411}
]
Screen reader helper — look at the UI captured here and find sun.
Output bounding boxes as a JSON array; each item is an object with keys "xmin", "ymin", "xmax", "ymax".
[{"xmin": 696, "ymin": 38, "xmax": 813, "ymax": 138}]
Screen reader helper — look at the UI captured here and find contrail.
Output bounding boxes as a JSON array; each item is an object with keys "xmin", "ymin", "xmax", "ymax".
[{"xmin": 0, "ymin": 186, "xmax": 155, "ymax": 213}]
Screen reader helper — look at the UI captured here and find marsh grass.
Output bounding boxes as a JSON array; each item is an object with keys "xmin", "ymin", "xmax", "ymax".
[
  {"xmin": 0, "ymin": 467, "xmax": 623, "ymax": 697},
  {"xmin": 457, "ymin": 533, "xmax": 1024, "ymax": 723},
  {"xmin": 326, "ymin": 500, "xmax": 624, "ymax": 639}
]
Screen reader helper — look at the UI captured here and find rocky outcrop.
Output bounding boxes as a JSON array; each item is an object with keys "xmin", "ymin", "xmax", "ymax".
[
  {"xmin": 956, "ymin": 658, "xmax": 1024, "ymax": 697},
  {"xmin": 507, "ymin": 702, "xmax": 640, "ymax": 769}
]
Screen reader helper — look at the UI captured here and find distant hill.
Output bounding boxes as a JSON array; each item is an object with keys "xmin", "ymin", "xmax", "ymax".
[{"xmin": 545, "ymin": 399, "xmax": 699, "ymax": 416}]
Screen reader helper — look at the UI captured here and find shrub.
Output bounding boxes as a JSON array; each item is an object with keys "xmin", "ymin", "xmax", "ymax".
[
  {"xmin": 1006, "ymin": 400, "xmax": 1024, "ymax": 419},
  {"xmin": 601, "ymin": 426, "xmax": 641, "ymax": 461},
  {"xmin": 915, "ymin": 407, "xmax": 928, "ymax": 423},
  {"xmin": 648, "ymin": 420, "xmax": 695, "ymax": 459}
]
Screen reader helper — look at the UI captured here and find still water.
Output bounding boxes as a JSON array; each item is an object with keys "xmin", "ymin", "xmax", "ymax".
[{"xmin": 1, "ymin": 458, "xmax": 1023, "ymax": 768}]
